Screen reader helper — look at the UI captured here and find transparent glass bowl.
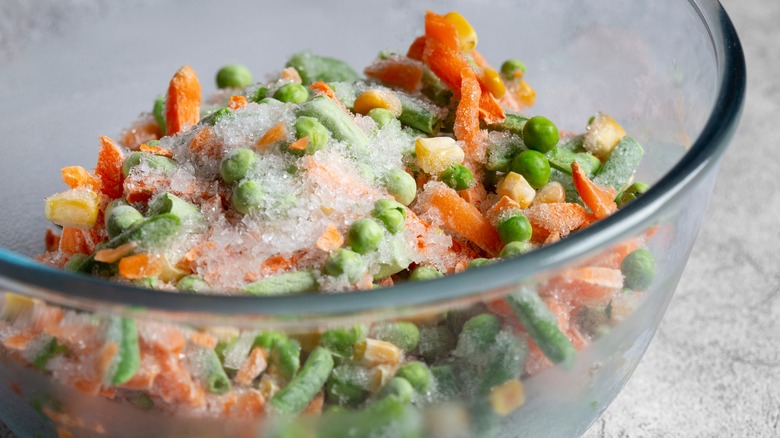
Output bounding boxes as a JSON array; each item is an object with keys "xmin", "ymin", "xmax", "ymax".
[{"xmin": 0, "ymin": 1, "xmax": 744, "ymax": 437}]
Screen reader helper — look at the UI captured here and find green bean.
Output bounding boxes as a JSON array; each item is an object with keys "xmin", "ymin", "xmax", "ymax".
[
  {"xmin": 418, "ymin": 326, "xmax": 455, "ymax": 362},
  {"xmin": 105, "ymin": 204, "xmax": 143, "ymax": 239},
  {"xmin": 147, "ymin": 193, "xmax": 203, "ymax": 224},
  {"xmin": 285, "ymin": 52, "xmax": 360, "ymax": 85},
  {"xmin": 487, "ymin": 113, "xmax": 528, "ymax": 137},
  {"xmin": 63, "ymin": 253, "xmax": 89, "ymax": 272},
  {"xmin": 398, "ymin": 94, "xmax": 441, "ymax": 135},
  {"xmin": 593, "ymin": 136, "xmax": 645, "ymax": 191},
  {"xmin": 153, "ymin": 95, "xmax": 166, "ymax": 134},
  {"xmin": 220, "ymin": 148, "xmax": 257, "ymax": 184},
  {"xmin": 325, "ymin": 364, "xmax": 371, "ymax": 406},
  {"xmin": 507, "ymin": 288, "xmax": 575, "ymax": 367},
  {"xmin": 270, "ymin": 337, "xmax": 302, "ymax": 381},
  {"xmin": 33, "ymin": 337, "xmax": 66, "ymax": 370},
  {"xmin": 396, "ymin": 361, "xmax": 431, "ymax": 393},
  {"xmin": 430, "ymin": 365, "xmax": 459, "ymax": 402},
  {"xmin": 319, "ymin": 325, "xmax": 366, "ymax": 358},
  {"xmin": 297, "ymin": 96, "xmax": 369, "ymax": 156},
  {"xmin": 270, "ymin": 347, "xmax": 334, "ymax": 415},
  {"xmin": 616, "ymin": 181, "xmax": 650, "ymax": 208},
  {"xmin": 190, "ymin": 346, "xmax": 232, "ymax": 395},
  {"xmin": 453, "ymin": 314, "xmax": 502, "ymax": 358},
  {"xmin": 546, "ymin": 146, "xmax": 601, "ymax": 177},
  {"xmin": 254, "ymin": 331, "xmax": 286, "ymax": 350},
  {"xmin": 103, "ymin": 317, "xmax": 141, "ymax": 386},
  {"xmin": 478, "ymin": 329, "xmax": 527, "ymax": 393},
  {"xmin": 176, "ymin": 275, "xmax": 209, "ymax": 293},
  {"xmin": 421, "ymin": 68, "xmax": 453, "ymax": 106},
  {"xmin": 369, "ymin": 322, "xmax": 420, "ymax": 352},
  {"xmin": 250, "ymin": 86, "xmax": 269, "ymax": 103},
  {"xmin": 368, "ymin": 108, "xmax": 398, "ymax": 129},
  {"xmin": 243, "ymin": 270, "xmax": 318, "ymax": 296}
]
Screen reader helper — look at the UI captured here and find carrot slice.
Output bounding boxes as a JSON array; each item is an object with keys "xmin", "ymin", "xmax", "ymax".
[
  {"xmin": 228, "ymin": 95, "xmax": 248, "ymax": 111},
  {"xmin": 571, "ymin": 162, "xmax": 617, "ymax": 219},
  {"xmin": 94, "ymin": 242, "xmax": 137, "ymax": 263},
  {"xmin": 453, "ymin": 68, "xmax": 482, "ymax": 155},
  {"xmin": 523, "ymin": 202, "xmax": 594, "ymax": 237},
  {"xmin": 59, "ymin": 226, "xmax": 96, "ymax": 255},
  {"xmin": 364, "ymin": 58, "xmax": 424, "ymax": 93},
  {"xmin": 425, "ymin": 183, "xmax": 502, "ymax": 255},
  {"xmin": 424, "ymin": 10, "xmax": 460, "ymax": 50},
  {"xmin": 315, "ymin": 224, "xmax": 344, "ymax": 252},
  {"xmin": 256, "ymin": 122, "xmax": 287, "ymax": 149},
  {"xmin": 288, "ymin": 136, "xmax": 310, "ymax": 151},
  {"xmin": 139, "ymin": 143, "xmax": 174, "ymax": 158},
  {"xmin": 545, "ymin": 267, "xmax": 623, "ymax": 307},
  {"xmin": 61, "ymin": 166, "xmax": 102, "ymax": 191},
  {"xmin": 165, "ymin": 65, "xmax": 202, "ymax": 136},
  {"xmin": 118, "ymin": 253, "xmax": 164, "ymax": 280},
  {"xmin": 229, "ymin": 389, "xmax": 266, "ymax": 417},
  {"xmin": 95, "ymin": 136, "xmax": 125, "ymax": 199},
  {"xmin": 422, "ymin": 39, "xmax": 471, "ymax": 95},
  {"xmin": 478, "ymin": 90, "xmax": 505, "ymax": 124},
  {"xmin": 406, "ymin": 35, "xmax": 427, "ymax": 61}
]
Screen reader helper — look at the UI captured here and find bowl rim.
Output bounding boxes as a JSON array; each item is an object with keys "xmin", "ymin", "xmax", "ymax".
[{"xmin": 0, "ymin": 0, "xmax": 746, "ymax": 318}]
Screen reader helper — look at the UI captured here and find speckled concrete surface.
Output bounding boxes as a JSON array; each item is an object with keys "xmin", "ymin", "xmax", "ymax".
[{"xmin": 1, "ymin": 1, "xmax": 776, "ymax": 437}]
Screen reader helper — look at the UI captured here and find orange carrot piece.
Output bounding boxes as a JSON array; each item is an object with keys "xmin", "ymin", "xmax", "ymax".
[
  {"xmin": 259, "ymin": 254, "xmax": 300, "ymax": 275},
  {"xmin": 190, "ymin": 331, "xmax": 218, "ymax": 349},
  {"xmin": 188, "ymin": 126, "xmax": 219, "ymax": 159},
  {"xmin": 303, "ymin": 391, "xmax": 325, "ymax": 415},
  {"xmin": 454, "ymin": 68, "xmax": 482, "ymax": 156},
  {"xmin": 165, "ymin": 65, "xmax": 201, "ymax": 135},
  {"xmin": 139, "ymin": 143, "xmax": 174, "ymax": 158},
  {"xmin": 316, "ymin": 224, "xmax": 344, "ymax": 252},
  {"xmin": 176, "ymin": 241, "xmax": 216, "ymax": 272},
  {"xmin": 120, "ymin": 116, "xmax": 163, "ymax": 151},
  {"xmin": 281, "ymin": 67, "xmax": 302, "ymax": 84},
  {"xmin": 45, "ymin": 228, "xmax": 61, "ymax": 253},
  {"xmin": 469, "ymin": 49, "xmax": 490, "ymax": 70},
  {"xmin": 229, "ymin": 389, "xmax": 266, "ymax": 417},
  {"xmin": 235, "ymin": 347, "xmax": 268, "ymax": 386},
  {"xmin": 94, "ymin": 242, "xmax": 137, "ymax": 263},
  {"xmin": 426, "ymin": 184, "xmax": 502, "ymax": 255},
  {"xmin": 118, "ymin": 253, "xmax": 164, "ymax": 280},
  {"xmin": 59, "ymin": 226, "xmax": 96, "ymax": 255},
  {"xmin": 95, "ymin": 136, "xmax": 125, "ymax": 199},
  {"xmin": 523, "ymin": 202, "xmax": 594, "ymax": 237},
  {"xmin": 406, "ymin": 35, "xmax": 427, "ymax": 61},
  {"xmin": 228, "ymin": 95, "xmax": 248, "ymax": 111},
  {"xmin": 586, "ymin": 237, "xmax": 643, "ymax": 269},
  {"xmin": 571, "ymin": 162, "xmax": 617, "ymax": 219},
  {"xmin": 547, "ymin": 267, "xmax": 623, "ymax": 307},
  {"xmin": 422, "ymin": 39, "xmax": 471, "ymax": 95},
  {"xmin": 478, "ymin": 90, "xmax": 506, "ymax": 124},
  {"xmin": 424, "ymin": 10, "xmax": 459, "ymax": 50},
  {"xmin": 2, "ymin": 332, "xmax": 36, "ymax": 350},
  {"xmin": 309, "ymin": 81, "xmax": 338, "ymax": 101},
  {"xmin": 365, "ymin": 58, "xmax": 424, "ymax": 93},
  {"xmin": 486, "ymin": 196, "xmax": 522, "ymax": 224},
  {"xmin": 288, "ymin": 136, "xmax": 310, "ymax": 151},
  {"xmin": 356, "ymin": 274, "xmax": 374, "ymax": 290},
  {"xmin": 96, "ymin": 342, "xmax": 119, "ymax": 379},
  {"xmin": 61, "ymin": 166, "xmax": 102, "ymax": 191},
  {"xmin": 256, "ymin": 122, "xmax": 287, "ymax": 149}
]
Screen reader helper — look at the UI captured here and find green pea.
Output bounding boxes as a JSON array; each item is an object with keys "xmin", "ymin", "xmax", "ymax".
[
  {"xmin": 232, "ymin": 180, "xmax": 264, "ymax": 214},
  {"xmin": 106, "ymin": 205, "xmax": 144, "ymax": 239},
  {"xmin": 496, "ymin": 214, "xmax": 532, "ymax": 244},
  {"xmin": 258, "ymin": 97, "xmax": 283, "ymax": 105},
  {"xmin": 220, "ymin": 149, "xmax": 257, "ymax": 184},
  {"xmin": 273, "ymin": 83, "xmax": 309, "ymax": 104},
  {"xmin": 369, "ymin": 322, "xmax": 419, "ymax": 352},
  {"xmin": 523, "ymin": 116, "xmax": 559, "ymax": 153},
  {"xmin": 621, "ymin": 248, "xmax": 656, "ymax": 290},
  {"xmin": 176, "ymin": 275, "xmax": 210, "ymax": 293},
  {"xmin": 372, "ymin": 198, "xmax": 406, "ymax": 234},
  {"xmin": 500, "ymin": 59, "xmax": 526, "ymax": 78},
  {"xmin": 325, "ymin": 249, "xmax": 365, "ymax": 283},
  {"xmin": 64, "ymin": 253, "xmax": 89, "ymax": 272},
  {"xmin": 409, "ymin": 266, "xmax": 444, "ymax": 281},
  {"xmin": 367, "ymin": 108, "xmax": 397, "ymax": 129},
  {"xmin": 251, "ymin": 87, "xmax": 269, "ymax": 103},
  {"xmin": 293, "ymin": 116, "xmax": 329, "ymax": 155},
  {"xmin": 511, "ymin": 150, "xmax": 550, "ymax": 189},
  {"xmin": 346, "ymin": 219, "xmax": 384, "ymax": 254},
  {"xmin": 499, "ymin": 241, "xmax": 533, "ymax": 259},
  {"xmin": 209, "ymin": 107, "xmax": 232, "ymax": 125},
  {"xmin": 153, "ymin": 95, "xmax": 166, "ymax": 134},
  {"xmin": 383, "ymin": 168, "xmax": 417, "ymax": 206},
  {"xmin": 467, "ymin": 258, "xmax": 492, "ymax": 269},
  {"xmin": 395, "ymin": 361, "xmax": 431, "ymax": 393},
  {"xmin": 216, "ymin": 64, "xmax": 253, "ymax": 89},
  {"xmin": 617, "ymin": 182, "xmax": 650, "ymax": 208},
  {"xmin": 379, "ymin": 377, "xmax": 414, "ymax": 404},
  {"xmin": 440, "ymin": 164, "xmax": 475, "ymax": 191}
]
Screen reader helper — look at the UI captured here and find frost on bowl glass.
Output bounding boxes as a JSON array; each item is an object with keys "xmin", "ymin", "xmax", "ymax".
[{"xmin": 0, "ymin": 1, "xmax": 744, "ymax": 437}]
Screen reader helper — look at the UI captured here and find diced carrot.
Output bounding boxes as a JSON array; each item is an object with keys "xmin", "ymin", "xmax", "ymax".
[
  {"xmin": 188, "ymin": 126, "xmax": 220, "ymax": 159},
  {"xmin": 544, "ymin": 266, "xmax": 623, "ymax": 307},
  {"xmin": 303, "ymin": 391, "xmax": 325, "ymax": 416},
  {"xmin": 457, "ymin": 181, "xmax": 487, "ymax": 209},
  {"xmin": 586, "ymin": 237, "xmax": 643, "ymax": 269},
  {"xmin": 256, "ymin": 122, "xmax": 287, "ymax": 149},
  {"xmin": 235, "ymin": 347, "xmax": 268, "ymax": 386},
  {"xmin": 189, "ymin": 331, "xmax": 218, "ymax": 349},
  {"xmin": 406, "ymin": 35, "xmax": 427, "ymax": 61},
  {"xmin": 96, "ymin": 342, "xmax": 119, "ymax": 379},
  {"xmin": 95, "ymin": 136, "xmax": 125, "ymax": 199},
  {"xmin": 315, "ymin": 224, "xmax": 344, "ymax": 252},
  {"xmin": 449, "ymin": 238, "xmax": 480, "ymax": 273},
  {"xmin": 424, "ymin": 10, "xmax": 460, "ymax": 51},
  {"xmin": 309, "ymin": 81, "xmax": 337, "ymax": 101},
  {"xmin": 118, "ymin": 253, "xmax": 164, "ymax": 280},
  {"xmin": 176, "ymin": 241, "xmax": 216, "ymax": 273},
  {"xmin": 120, "ymin": 353, "xmax": 160, "ymax": 390},
  {"xmin": 2, "ymin": 332, "xmax": 36, "ymax": 350},
  {"xmin": 288, "ymin": 136, "xmax": 310, "ymax": 151},
  {"xmin": 425, "ymin": 184, "xmax": 502, "ymax": 255},
  {"xmin": 94, "ymin": 242, "xmax": 136, "ymax": 263},
  {"xmin": 571, "ymin": 162, "xmax": 617, "ymax": 219},
  {"xmin": 144, "ymin": 324, "xmax": 187, "ymax": 355},
  {"xmin": 61, "ymin": 166, "xmax": 102, "ymax": 191},
  {"xmin": 364, "ymin": 58, "xmax": 424, "ymax": 93},
  {"xmin": 280, "ymin": 67, "xmax": 302, "ymax": 84},
  {"xmin": 153, "ymin": 355, "xmax": 206, "ymax": 406},
  {"xmin": 259, "ymin": 254, "xmax": 299, "ymax": 275},
  {"xmin": 229, "ymin": 389, "xmax": 266, "ymax": 417},
  {"xmin": 523, "ymin": 202, "xmax": 595, "ymax": 237},
  {"xmin": 478, "ymin": 90, "xmax": 506, "ymax": 124},
  {"xmin": 45, "ymin": 228, "xmax": 61, "ymax": 252},
  {"xmin": 485, "ymin": 195, "xmax": 522, "ymax": 224},
  {"xmin": 139, "ymin": 143, "xmax": 174, "ymax": 158},
  {"xmin": 228, "ymin": 95, "xmax": 248, "ymax": 111},
  {"xmin": 120, "ymin": 115, "xmax": 162, "ymax": 150},
  {"xmin": 356, "ymin": 274, "xmax": 374, "ymax": 290},
  {"xmin": 422, "ymin": 39, "xmax": 471, "ymax": 95},
  {"xmin": 59, "ymin": 226, "xmax": 96, "ymax": 255},
  {"xmin": 165, "ymin": 65, "xmax": 202, "ymax": 136},
  {"xmin": 454, "ymin": 68, "xmax": 482, "ymax": 156},
  {"xmin": 469, "ymin": 50, "xmax": 490, "ymax": 70}
]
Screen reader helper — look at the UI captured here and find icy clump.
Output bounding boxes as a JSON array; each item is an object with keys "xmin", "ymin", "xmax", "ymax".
[{"xmin": 213, "ymin": 102, "xmax": 296, "ymax": 150}]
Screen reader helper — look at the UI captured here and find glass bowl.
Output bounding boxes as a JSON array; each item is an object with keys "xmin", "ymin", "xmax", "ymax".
[{"xmin": 0, "ymin": 0, "xmax": 744, "ymax": 437}]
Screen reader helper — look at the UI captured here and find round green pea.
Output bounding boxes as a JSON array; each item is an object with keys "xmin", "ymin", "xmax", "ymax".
[
  {"xmin": 216, "ymin": 64, "xmax": 253, "ymax": 89},
  {"xmin": 511, "ymin": 150, "xmax": 550, "ymax": 189},
  {"xmin": 409, "ymin": 266, "xmax": 444, "ymax": 281},
  {"xmin": 220, "ymin": 149, "xmax": 256, "ymax": 184},
  {"xmin": 440, "ymin": 164, "xmax": 475, "ymax": 191},
  {"xmin": 367, "ymin": 108, "xmax": 397, "ymax": 129},
  {"xmin": 396, "ymin": 361, "xmax": 431, "ymax": 393},
  {"xmin": 500, "ymin": 59, "xmax": 527, "ymax": 77},
  {"xmin": 346, "ymin": 218, "xmax": 384, "ymax": 254},
  {"xmin": 467, "ymin": 258, "xmax": 492, "ymax": 269},
  {"xmin": 372, "ymin": 199, "xmax": 406, "ymax": 234},
  {"xmin": 523, "ymin": 116, "xmax": 559, "ymax": 153},
  {"xmin": 617, "ymin": 182, "xmax": 651, "ymax": 208},
  {"xmin": 258, "ymin": 97, "xmax": 282, "ymax": 105},
  {"xmin": 210, "ymin": 107, "xmax": 232, "ymax": 125},
  {"xmin": 273, "ymin": 83, "xmax": 309, "ymax": 104},
  {"xmin": 383, "ymin": 168, "xmax": 417, "ymax": 206},
  {"xmin": 499, "ymin": 241, "xmax": 534, "ymax": 259},
  {"xmin": 293, "ymin": 116, "xmax": 329, "ymax": 155},
  {"xmin": 621, "ymin": 248, "xmax": 656, "ymax": 290},
  {"xmin": 232, "ymin": 180, "xmax": 264, "ymax": 214},
  {"xmin": 380, "ymin": 377, "xmax": 414, "ymax": 404},
  {"xmin": 251, "ymin": 87, "xmax": 269, "ymax": 103},
  {"xmin": 177, "ymin": 275, "xmax": 210, "ymax": 293},
  {"xmin": 325, "ymin": 249, "xmax": 365, "ymax": 283},
  {"xmin": 106, "ymin": 205, "xmax": 144, "ymax": 239},
  {"xmin": 496, "ymin": 214, "xmax": 532, "ymax": 244}
]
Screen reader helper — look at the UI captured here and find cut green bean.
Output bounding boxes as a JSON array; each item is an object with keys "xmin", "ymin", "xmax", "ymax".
[
  {"xmin": 326, "ymin": 364, "xmax": 371, "ymax": 406},
  {"xmin": 270, "ymin": 337, "xmax": 302, "ymax": 381},
  {"xmin": 319, "ymin": 325, "xmax": 366, "ymax": 358},
  {"xmin": 254, "ymin": 331, "xmax": 286, "ymax": 350},
  {"xmin": 418, "ymin": 326, "xmax": 455, "ymax": 362},
  {"xmin": 298, "ymin": 96, "xmax": 369, "ymax": 156},
  {"xmin": 190, "ymin": 346, "xmax": 232, "ymax": 395},
  {"xmin": 546, "ymin": 146, "xmax": 601, "ymax": 177},
  {"xmin": 105, "ymin": 205, "xmax": 144, "ymax": 239},
  {"xmin": 33, "ymin": 337, "xmax": 67, "ymax": 370},
  {"xmin": 103, "ymin": 317, "xmax": 141, "ymax": 386},
  {"xmin": 398, "ymin": 94, "xmax": 441, "ymax": 135},
  {"xmin": 286, "ymin": 52, "xmax": 360, "ymax": 85},
  {"xmin": 176, "ymin": 275, "xmax": 209, "ymax": 293},
  {"xmin": 507, "ymin": 288, "xmax": 575, "ymax": 367},
  {"xmin": 369, "ymin": 322, "xmax": 420, "ymax": 352},
  {"xmin": 593, "ymin": 136, "xmax": 645, "ymax": 191},
  {"xmin": 430, "ymin": 365, "xmax": 459, "ymax": 402},
  {"xmin": 487, "ymin": 113, "xmax": 528, "ymax": 137},
  {"xmin": 453, "ymin": 313, "xmax": 502, "ymax": 358},
  {"xmin": 270, "ymin": 347, "xmax": 334, "ymax": 415},
  {"xmin": 243, "ymin": 270, "xmax": 317, "ymax": 296}
]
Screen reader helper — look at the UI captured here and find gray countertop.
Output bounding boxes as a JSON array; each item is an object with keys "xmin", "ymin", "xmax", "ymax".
[{"xmin": 1, "ymin": 0, "xmax": 777, "ymax": 437}]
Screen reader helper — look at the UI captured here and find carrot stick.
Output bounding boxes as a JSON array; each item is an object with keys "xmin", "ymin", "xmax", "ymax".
[
  {"xmin": 165, "ymin": 65, "xmax": 202, "ymax": 136},
  {"xmin": 188, "ymin": 126, "xmax": 219, "ymax": 158},
  {"xmin": 364, "ymin": 58, "xmax": 424, "ymax": 93},
  {"xmin": 139, "ymin": 143, "xmax": 174, "ymax": 158},
  {"xmin": 422, "ymin": 39, "xmax": 471, "ymax": 96},
  {"xmin": 95, "ymin": 136, "xmax": 125, "ymax": 199},
  {"xmin": 256, "ymin": 122, "xmax": 287, "ymax": 149},
  {"xmin": 288, "ymin": 136, "xmax": 310, "ymax": 151},
  {"xmin": 425, "ymin": 183, "xmax": 502, "ymax": 255},
  {"xmin": 61, "ymin": 166, "xmax": 102, "ymax": 191},
  {"xmin": 424, "ymin": 10, "xmax": 459, "ymax": 50},
  {"xmin": 523, "ymin": 202, "xmax": 594, "ymax": 237},
  {"xmin": 571, "ymin": 162, "xmax": 617, "ymax": 219},
  {"xmin": 454, "ymin": 68, "xmax": 482, "ymax": 156}
]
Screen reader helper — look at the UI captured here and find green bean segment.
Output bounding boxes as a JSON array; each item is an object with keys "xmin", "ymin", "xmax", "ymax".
[
  {"xmin": 507, "ymin": 288, "xmax": 575, "ymax": 367},
  {"xmin": 270, "ymin": 347, "xmax": 334, "ymax": 415},
  {"xmin": 243, "ymin": 271, "xmax": 318, "ymax": 296}
]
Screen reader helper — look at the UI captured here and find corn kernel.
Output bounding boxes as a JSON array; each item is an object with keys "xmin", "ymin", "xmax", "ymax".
[
  {"xmin": 353, "ymin": 89, "xmax": 403, "ymax": 117},
  {"xmin": 44, "ymin": 187, "xmax": 100, "ymax": 229},
  {"xmin": 481, "ymin": 67, "xmax": 506, "ymax": 98},
  {"xmin": 368, "ymin": 365, "xmax": 396, "ymax": 393},
  {"xmin": 354, "ymin": 338, "xmax": 403, "ymax": 367},
  {"xmin": 490, "ymin": 379, "xmax": 525, "ymax": 415},
  {"xmin": 583, "ymin": 113, "xmax": 626, "ymax": 159},
  {"xmin": 444, "ymin": 11, "xmax": 478, "ymax": 52},
  {"xmin": 258, "ymin": 374, "xmax": 281, "ymax": 399},
  {"xmin": 415, "ymin": 137, "xmax": 465, "ymax": 174},
  {"xmin": 532, "ymin": 181, "xmax": 566, "ymax": 205},
  {"xmin": 158, "ymin": 261, "xmax": 190, "ymax": 284},
  {"xmin": 497, "ymin": 172, "xmax": 536, "ymax": 208},
  {"xmin": 1, "ymin": 292, "xmax": 36, "ymax": 321}
]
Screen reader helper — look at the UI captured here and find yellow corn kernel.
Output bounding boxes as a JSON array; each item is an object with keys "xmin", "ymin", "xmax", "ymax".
[
  {"xmin": 415, "ymin": 137, "xmax": 465, "ymax": 174},
  {"xmin": 1, "ymin": 292, "xmax": 36, "ymax": 321},
  {"xmin": 444, "ymin": 11, "xmax": 478, "ymax": 52},
  {"xmin": 44, "ymin": 187, "xmax": 100, "ymax": 229},
  {"xmin": 497, "ymin": 172, "xmax": 536, "ymax": 208},
  {"xmin": 353, "ymin": 89, "xmax": 403, "ymax": 117},
  {"xmin": 368, "ymin": 365, "xmax": 396, "ymax": 393},
  {"xmin": 481, "ymin": 67, "xmax": 506, "ymax": 98},
  {"xmin": 354, "ymin": 338, "xmax": 403, "ymax": 367},
  {"xmin": 490, "ymin": 379, "xmax": 525, "ymax": 415},
  {"xmin": 290, "ymin": 331, "xmax": 322, "ymax": 353},
  {"xmin": 258, "ymin": 374, "xmax": 281, "ymax": 399},
  {"xmin": 583, "ymin": 113, "xmax": 626, "ymax": 159},
  {"xmin": 158, "ymin": 261, "xmax": 189, "ymax": 284},
  {"xmin": 533, "ymin": 181, "xmax": 566, "ymax": 205}
]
